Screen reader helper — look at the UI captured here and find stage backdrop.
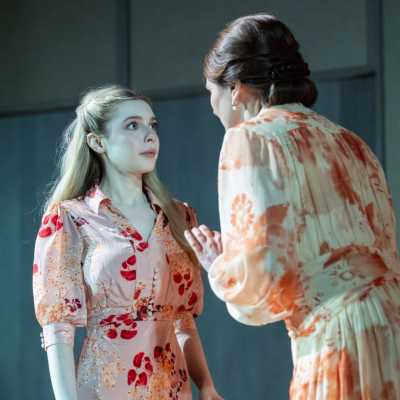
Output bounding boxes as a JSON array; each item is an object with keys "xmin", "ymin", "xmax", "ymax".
[
  {"xmin": 0, "ymin": 75, "xmax": 378, "ymax": 399},
  {"xmin": 1, "ymin": 0, "xmax": 395, "ymax": 398}
]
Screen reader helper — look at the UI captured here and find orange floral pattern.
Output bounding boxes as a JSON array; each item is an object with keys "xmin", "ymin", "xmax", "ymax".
[
  {"xmin": 33, "ymin": 186, "xmax": 202, "ymax": 399},
  {"xmin": 208, "ymin": 103, "xmax": 400, "ymax": 399}
]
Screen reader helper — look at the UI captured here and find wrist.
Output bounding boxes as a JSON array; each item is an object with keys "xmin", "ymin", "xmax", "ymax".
[{"xmin": 199, "ymin": 380, "xmax": 216, "ymax": 392}]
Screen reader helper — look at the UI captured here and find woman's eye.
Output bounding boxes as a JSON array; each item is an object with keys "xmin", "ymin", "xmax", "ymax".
[
  {"xmin": 151, "ymin": 122, "xmax": 159, "ymax": 130},
  {"xmin": 127, "ymin": 121, "xmax": 138, "ymax": 130}
]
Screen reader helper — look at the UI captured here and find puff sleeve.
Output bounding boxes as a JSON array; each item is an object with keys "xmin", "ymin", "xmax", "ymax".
[
  {"xmin": 33, "ymin": 203, "xmax": 87, "ymax": 348},
  {"xmin": 208, "ymin": 126, "xmax": 301, "ymax": 326}
]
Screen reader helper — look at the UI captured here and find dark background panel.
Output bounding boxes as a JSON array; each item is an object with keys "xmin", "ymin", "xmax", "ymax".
[
  {"xmin": 130, "ymin": 0, "xmax": 368, "ymax": 92},
  {"xmin": 1, "ymin": 0, "xmax": 398, "ymax": 398},
  {"xmin": 0, "ymin": 111, "xmax": 74, "ymax": 398},
  {"xmin": 0, "ymin": 0, "xmax": 122, "ymax": 112}
]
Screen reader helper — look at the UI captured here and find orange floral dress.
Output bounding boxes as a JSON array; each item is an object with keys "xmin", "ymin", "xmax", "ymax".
[
  {"xmin": 33, "ymin": 185, "xmax": 203, "ymax": 400},
  {"xmin": 208, "ymin": 103, "xmax": 400, "ymax": 399}
]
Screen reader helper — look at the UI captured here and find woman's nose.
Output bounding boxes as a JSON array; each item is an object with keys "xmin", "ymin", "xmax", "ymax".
[{"xmin": 146, "ymin": 132, "xmax": 155, "ymax": 143}]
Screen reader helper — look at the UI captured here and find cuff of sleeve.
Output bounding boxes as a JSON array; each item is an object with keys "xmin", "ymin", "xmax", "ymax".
[
  {"xmin": 207, "ymin": 253, "xmax": 233, "ymax": 302},
  {"xmin": 41, "ymin": 323, "xmax": 75, "ymax": 351},
  {"xmin": 226, "ymin": 302, "xmax": 265, "ymax": 326},
  {"xmin": 174, "ymin": 315, "xmax": 197, "ymax": 334}
]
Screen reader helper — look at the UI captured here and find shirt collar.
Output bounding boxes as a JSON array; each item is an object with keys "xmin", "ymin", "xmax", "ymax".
[
  {"xmin": 84, "ymin": 184, "xmax": 109, "ymax": 214},
  {"xmin": 143, "ymin": 186, "xmax": 163, "ymax": 215},
  {"xmin": 84, "ymin": 184, "xmax": 163, "ymax": 215},
  {"xmin": 257, "ymin": 102, "xmax": 313, "ymax": 117}
]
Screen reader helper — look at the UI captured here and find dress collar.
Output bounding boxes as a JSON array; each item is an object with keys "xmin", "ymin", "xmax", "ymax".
[
  {"xmin": 257, "ymin": 102, "xmax": 313, "ymax": 117},
  {"xmin": 84, "ymin": 184, "xmax": 163, "ymax": 215}
]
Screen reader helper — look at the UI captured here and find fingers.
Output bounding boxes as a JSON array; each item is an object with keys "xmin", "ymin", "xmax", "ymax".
[
  {"xmin": 213, "ymin": 231, "xmax": 222, "ymax": 254},
  {"xmin": 212, "ymin": 230, "xmax": 221, "ymax": 241},
  {"xmin": 185, "ymin": 225, "xmax": 223, "ymax": 261},
  {"xmin": 184, "ymin": 229, "xmax": 203, "ymax": 254},
  {"xmin": 193, "ymin": 226, "xmax": 208, "ymax": 243},
  {"xmin": 192, "ymin": 226, "xmax": 212, "ymax": 250},
  {"xmin": 198, "ymin": 224, "xmax": 213, "ymax": 239},
  {"xmin": 198, "ymin": 225, "xmax": 218, "ymax": 253}
]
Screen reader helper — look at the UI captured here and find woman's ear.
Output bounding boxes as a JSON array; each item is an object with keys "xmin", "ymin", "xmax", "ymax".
[
  {"xmin": 230, "ymin": 81, "xmax": 242, "ymax": 108},
  {"xmin": 231, "ymin": 81, "xmax": 263, "ymax": 111},
  {"xmin": 86, "ymin": 132, "xmax": 105, "ymax": 154}
]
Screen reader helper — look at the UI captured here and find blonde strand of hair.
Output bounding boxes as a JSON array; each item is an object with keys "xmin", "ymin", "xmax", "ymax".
[
  {"xmin": 43, "ymin": 84, "xmax": 198, "ymax": 267},
  {"xmin": 143, "ymin": 172, "xmax": 200, "ymax": 268}
]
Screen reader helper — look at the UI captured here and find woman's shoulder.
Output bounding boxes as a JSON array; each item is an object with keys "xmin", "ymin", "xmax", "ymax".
[
  {"xmin": 228, "ymin": 103, "xmax": 346, "ymax": 141},
  {"xmin": 173, "ymin": 199, "xmax": 196, "ymax": 214},
  {"xmin": 225, "ymin": 111, "xmax": 292, "ymax": 142},
  {"xmin": 45, "ymin": 197, "xmax": 87, "ymax": 219},
  {"xmin": 173, "ymin": 199, "xmax": 197, "ymax": 226},
  {"xmin": 221, "ymin": 114, "xmax": 288, "ymax": 154}
]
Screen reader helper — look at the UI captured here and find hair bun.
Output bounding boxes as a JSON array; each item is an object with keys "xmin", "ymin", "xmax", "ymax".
[
  {"xmin": 204, "ymin": 14, "xmax": 318, "ymax": 107},
  {"xmin": 269, "ymin": 58, "xmax": 310, "ymax": 82}
]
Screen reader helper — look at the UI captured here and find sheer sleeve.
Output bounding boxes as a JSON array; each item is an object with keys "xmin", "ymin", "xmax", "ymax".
[{"xmin": 208, "ymin": 126, "xmax": 302, "ymax": 326}]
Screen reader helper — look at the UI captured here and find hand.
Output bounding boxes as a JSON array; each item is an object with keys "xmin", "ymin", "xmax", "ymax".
[
  {"xmin": 199, "ymin": 385, "xmax": 224, "ymax": 400},
  {"xmin": 184, "ymin": 225, "xmax": 222, "ymax": 272}
]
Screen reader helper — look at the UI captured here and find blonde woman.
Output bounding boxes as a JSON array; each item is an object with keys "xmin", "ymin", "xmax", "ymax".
[
  {"xmin": 32, "ymin": 86, "xmax": 222, "ymax": 400},
  {"xmin": 185, "ymin": 14, "xmax": 400, "ymax": 400}
]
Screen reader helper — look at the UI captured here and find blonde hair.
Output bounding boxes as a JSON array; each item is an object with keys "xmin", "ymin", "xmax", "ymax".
[{"xmin": 45, "ymin": 85, "xmax": 199, "ymax": 266}]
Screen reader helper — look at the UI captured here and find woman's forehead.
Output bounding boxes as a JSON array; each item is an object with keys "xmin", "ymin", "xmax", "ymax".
[{"xmin": 113, "ymin": 99, "xmax": 155, "ymax": 120}]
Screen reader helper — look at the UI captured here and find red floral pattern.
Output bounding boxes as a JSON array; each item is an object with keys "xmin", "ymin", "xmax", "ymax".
[
  {"xmin": 100, "ymin": 313, "xmax": 139, "ymax": 340},
  {"xmin": 64, "ymin": 298, "xmax": 82, "ymax": 313},
  {"xmin": 126, "ymin": 343, "xmax": 188, "ymax": 399},
  {"xmin": 119, "ymin": 227, "xmax": 149, "ymax": 281},
  {"xmin": 32, "ymin": 263, "xmax": 38, "ymax": 274},
  {"xmin": 127, "ymin": 351, "xmax": 153, "ymax": 387},
  {"xmin": 173, "ymin": 270, "xmax": 193, "ymax": 296},
  {"xmin": 33, "ymin": 186, "xmax": 203, "ymax": 399},
  {"xmin": 38, "ymin": 211, "xmax": 63, "ymax": 238}
]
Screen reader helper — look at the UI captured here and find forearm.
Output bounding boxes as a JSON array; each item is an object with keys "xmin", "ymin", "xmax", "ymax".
[
  {"xmin": 176, "ymin": 328, "xmax": 214, "ymax": 390},
  {"xmin": 47, "ymin": 343, "xmax": 78, "ymax": 400},
  {"xmin": 42, "ymin": 324, "xmax": 78, "ymax": 400}
]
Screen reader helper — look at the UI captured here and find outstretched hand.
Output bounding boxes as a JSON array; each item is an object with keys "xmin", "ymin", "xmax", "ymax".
[{"xmin": 184, "ymin": 225, "xmax": 222, "ymax": 272}]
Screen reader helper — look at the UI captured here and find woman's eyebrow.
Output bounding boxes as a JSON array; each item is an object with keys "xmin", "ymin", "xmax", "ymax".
[
  {"xmin": 123, "ymin": 116, "xmax": 143, "ymax": 122},
  {"xmin": 123, "ymin": 116, "xmax": 158, "ymax": 122}
]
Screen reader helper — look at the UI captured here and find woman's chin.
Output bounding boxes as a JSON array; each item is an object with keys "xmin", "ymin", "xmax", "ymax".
[{"xmin": 135, "ymin": 163, "xmax": 157, "ymax": 176}]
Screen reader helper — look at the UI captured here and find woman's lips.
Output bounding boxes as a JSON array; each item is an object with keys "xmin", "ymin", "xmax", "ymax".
[{"xmin": 140, "ymin": 150, "xmax": 157, "ymax": 158}]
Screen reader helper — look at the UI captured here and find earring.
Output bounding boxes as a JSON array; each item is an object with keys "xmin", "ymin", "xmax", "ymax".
[{"xmin": 232, "ymin": 104, "xmax": 238, "ymax": 111}]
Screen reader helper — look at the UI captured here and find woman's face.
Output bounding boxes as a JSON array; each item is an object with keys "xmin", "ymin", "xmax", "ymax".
[
  {"xmin": 205, "ymin": 79, "xmax": 242, "ymax": 129},
  {"xmin": 101, "ymin": 99, "xmax": 160, "ymax": 176}
]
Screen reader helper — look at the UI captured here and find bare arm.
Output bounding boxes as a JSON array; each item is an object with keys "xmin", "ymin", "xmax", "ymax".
[
  {"xmin": 176, "ymin": 325, "xmax": 223, "ymax": 400},
  {"xmin": 40, "ymin": 323, "xmax": 78, "ymax": 400},
  {"xmin": 46, "ymin": 343, "xmax": 78, "ymax": 400}
]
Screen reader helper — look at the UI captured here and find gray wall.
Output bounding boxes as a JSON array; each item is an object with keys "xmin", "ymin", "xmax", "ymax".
[
  {"xmin": 0, "ymin": 1, "xmax": 397, "ymax": 399},
  {"xmin": 0, "ymin": 0, "xmax": 123, "ymax": 112},
  {"xmin": 131, "ymin": 0, "xmax": 368, "ymax": 92},
  {"xmin": 1, "ymin": 0, "xmax": 371, "ymax": 112},
  {"xmin": 384, "ymin": 0, "xmax": 400, "ymax": 247}
]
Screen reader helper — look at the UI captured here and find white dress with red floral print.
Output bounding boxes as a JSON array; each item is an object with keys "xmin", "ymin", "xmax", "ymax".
[
  {"xmin": 209, "ymin": 103, "xmax": 400, "ymax": 399},
  {"xmin": 33, "ymin": 186, "xmax": 203, "ymax": 400}
]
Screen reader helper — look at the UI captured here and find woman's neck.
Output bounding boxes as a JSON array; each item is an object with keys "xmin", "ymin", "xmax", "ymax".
[
  {"xmin": 242, "ymin": 96, "xmax": 266, "ymax": 122},
  {"xmin": 100, "ymin": 168, "xmax": 147, "ymax": 208}
]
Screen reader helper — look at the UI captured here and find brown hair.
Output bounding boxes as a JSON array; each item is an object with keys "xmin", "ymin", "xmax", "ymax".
[{"xmin": 204, "ymin": 14, "xmax": 318, "ymax": 107}]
